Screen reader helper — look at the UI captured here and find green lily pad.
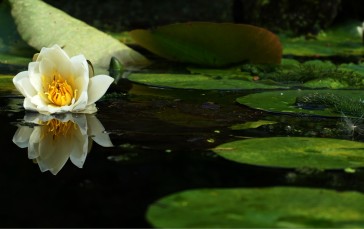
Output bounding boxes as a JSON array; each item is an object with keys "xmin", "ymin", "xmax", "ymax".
[
  {"xmin": 0, "ymin": 74, "xmax": 18, "ymax": 95},
  {"xmin": 258, "ymin": 59, "xmax": 364, "ymax": 89},
  {"xmin": 147, "ymin": 187, "xmax": 364, "ymax": 228},
  {"xmin": 213, "ymin": 137, "xmax": 364, "ymax": 169},
  {"xmin": 8, "ymin": 0, "xmax": 149, "ymax": 69},
  {"xmin": 281, "ymin": 21, "xmax": 364, "ymax": 56},
  {"xmin": 230, "ymin": 120, "xmax": 277, "ymax": 130},
  {"xmin": 236, "ymin": 90, "xmax": 364, "ymax": 117},
  {"xmin": 126, "ymin": 73, "xmax": 285, "ymax": 90},
  {"xmin": 130, "ymin": 22, "xmax": 282, "ymax": 67}
]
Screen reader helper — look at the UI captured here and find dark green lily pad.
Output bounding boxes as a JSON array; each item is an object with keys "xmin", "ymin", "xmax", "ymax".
[
  {"xmin": 213, "ymin": 137, "xmax": 364, "ymax": 169},
  {"xmin": 281, "ymin": 21, "xmax": 364, "ymax": 56},
  {"xmin": 130, "ymin": 22, "xmax": 282, "ymax": 67},
  {"xmin": 236, "ymin": 90, "xmax": 364, "ymax": 117},
  {"xmin": 147, "ymin": 187, "xmax": 364, "ymax": 228},
  {"xmin": 126, "ymin": 73, "xmax": 285, "ymax": 90}
]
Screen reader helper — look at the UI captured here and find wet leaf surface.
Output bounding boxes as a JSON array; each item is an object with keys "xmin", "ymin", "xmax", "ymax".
[
  {"xmin": 147, "ymin": 187, "xmax": 364, "ymax": 228},
  {"xmin": 236, "ymin": 89, "xmax": 364, "ymax": 117},
  {"xmin": 214, "ymin": 137, "xmax": 364, "ymax": 169}
]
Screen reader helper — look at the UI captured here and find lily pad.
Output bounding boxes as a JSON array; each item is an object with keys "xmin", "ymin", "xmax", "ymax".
[
  {"xmin": 130, "ymin": 22, "xmax": 282, "ymax": 67},
  {"xmin": 281, "ymin": 21, "xmax": 364, "ymax": 56},
  {"xmin": 8, "ymin": 0, "xmax": 150, "ymax": 69},
  {"xmin": 213, "ymin": 137, "xmax": 364, "ymax": 169},
  {"xmin": 126, "ymin": 73, "xmax": 285, "ymax": 90},
  {"xmin": 0, "ymin": 74, "xmax": 18, "ymax": 95},
  {"xmin": 236, "ymin": 90, "xmax": 364, "ymax": 117},
  {"xmin": 147, "ymin": 187, "xmax": 364, "ymax": 228}
]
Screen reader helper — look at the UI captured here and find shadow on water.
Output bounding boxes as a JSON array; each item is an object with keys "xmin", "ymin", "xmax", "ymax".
[{"xmin": 1, "ymin": 80, "xmax": 364, "ymax": 227}]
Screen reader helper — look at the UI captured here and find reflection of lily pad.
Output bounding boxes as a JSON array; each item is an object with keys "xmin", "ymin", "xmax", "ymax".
[
  {"xmin": 147, "ymin": 187, "xmax": 364, "ymax": 228},
  {"xmin": 236, "ymin": 90, "xmax": 364, "ymax": 117},
  {"xmin": 230, "ymin": 120, "xmax": 277, "ymax": 130},
  {"xmin": 126, "ymin": 73, "xmax": 284, "ymax": 90},
  {"xmin": 213, "ymin": 137, "xmax": 364, "ymax": 169},
  {"xmin": 154, "ymin": 108, "xmax": 218, "ymax": 128}
]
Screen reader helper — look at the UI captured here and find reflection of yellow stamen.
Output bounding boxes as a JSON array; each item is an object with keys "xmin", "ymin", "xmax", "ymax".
[
  {"xmin": 44, "ymin": 72, "xmax": 77, "ymax": 106},
  {"xmin": 40, "ymin": 119, "xmax": 77, "ymax": 141}
]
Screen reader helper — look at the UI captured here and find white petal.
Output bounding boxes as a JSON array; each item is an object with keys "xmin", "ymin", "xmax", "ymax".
[
  {"xmin": 39, "ymin": 58, "xmax": 56, "ymax": 91},
  {"xmin": 80, "ymin": 104, "xmax": 97, "ymax": 114},
  {"xmin": 72, "ymin": 91, "xmax": 88, "ymax": 112},
  {"xmin": 86, "ymin": 115, "xmax": 113, "ymax": 147},
  {"xmin": 13, "ymin": 71, "xmax": 37, "ymax": 98},
  {"xmin": 28, "ymin": 62, "xmax": 43, "ymax": 92},
  {"xmin": 70, "ymin": 55, "xmax": 89, "ymax": 95},
  {"xmin": 37, "ymin": 45, "xmax": 72, "ymax": 79},
  {"xmin": 87, "ymin": 75, "xmax": 114, "ymax": 105},
  {"xmin": 23, "ymin": 98, "xmax": 38, "ymax": 112},
  {"xmin": 12, "ymin": 126, "xmax": 33, "ymax": 148}
]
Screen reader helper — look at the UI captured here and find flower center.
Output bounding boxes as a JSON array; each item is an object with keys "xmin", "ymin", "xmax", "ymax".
[{"xmin": 45, "ymin": 73, "xmax": 77, "ymax": 106}]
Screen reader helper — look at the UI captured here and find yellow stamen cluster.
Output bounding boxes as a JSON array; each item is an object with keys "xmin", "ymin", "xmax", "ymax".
[{"xmin": 45, "ymin": 72, "xmax": 77, "ymax": 106}]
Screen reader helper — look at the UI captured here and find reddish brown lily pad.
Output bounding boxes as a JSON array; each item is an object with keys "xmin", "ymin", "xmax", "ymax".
[{"xmin": 130, "ymin": 22, "xmax": 282, "ymax": 67}]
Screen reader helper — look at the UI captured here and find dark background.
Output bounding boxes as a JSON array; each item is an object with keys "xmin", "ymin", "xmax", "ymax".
[{"xmin": 40, "ymin": 0, "xmax": 364, "ymax": 35}]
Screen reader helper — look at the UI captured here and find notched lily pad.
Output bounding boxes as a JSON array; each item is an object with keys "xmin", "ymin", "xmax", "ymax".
[
  {"xmin": 213, "ymin": 137, "xmax": 364, "ymax": 169},
  {"xmin": 130, "ymin": 22, "xmax": 282, "ymax": 67},
  {"xmin": 147, "ymin": 187, "xmax": 364, "ymax": 228}
]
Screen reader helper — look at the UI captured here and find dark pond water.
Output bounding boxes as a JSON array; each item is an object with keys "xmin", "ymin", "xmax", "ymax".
[{"xmin": 1, "ymin": 69, "xmax": 364, "ymax": 227}]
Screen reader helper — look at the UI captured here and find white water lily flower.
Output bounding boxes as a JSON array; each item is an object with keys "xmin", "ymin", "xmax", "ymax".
[
  {"xmin": 357, "ymin": 22, "xmax": 364, "ymax": 38},
  {"xmin": 13, "ymin": 44, "xmax": 114, "ymax": 114},
  {"xmin": 12, "ymin": 113, "xmax": 113, "ymax": 175}
]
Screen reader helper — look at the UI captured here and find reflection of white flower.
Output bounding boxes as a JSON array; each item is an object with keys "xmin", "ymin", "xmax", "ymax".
[
  {"xmin": 12, "ymin": 113, "xmax": 113, "ymax": 175},
  {"xmin": 13, "ymin": 44, "xmax": 114, "ymax": 114},
  {"xmin": 357, "ymin": 22, "xmax": 364, "ymax": 38}
]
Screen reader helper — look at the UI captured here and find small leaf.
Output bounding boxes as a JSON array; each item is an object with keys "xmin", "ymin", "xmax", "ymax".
[
  {"xmin": 130, "ymin": 22, "xmax": 282, "ymax": 67},
  {"xmin": 213, "ymin": 137, "xmax": 364, "ymax": 169},
  {"xmin": 8, "ymin": 0, "xmax": 150, "ymax": 69},
  {"xmin": 147, "ymin": 187, "xmax": 364, "ymax": 228}
]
